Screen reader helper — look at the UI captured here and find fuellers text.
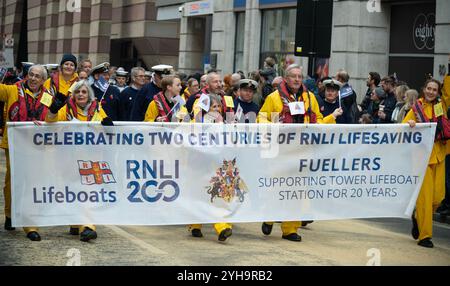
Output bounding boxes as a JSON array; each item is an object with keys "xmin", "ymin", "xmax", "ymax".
[{"xmin": 299, "ymin": 157, "xmax": 381, "ymax": 172}]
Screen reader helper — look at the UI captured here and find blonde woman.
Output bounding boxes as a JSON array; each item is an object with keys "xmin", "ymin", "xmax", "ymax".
[
  {"xmin": 391, "ymin": 84, "xmax": 409, "ymax": 123},
  {"xmin": 396, "ymin": 89, "xmax": 419, "ymax": 123}
]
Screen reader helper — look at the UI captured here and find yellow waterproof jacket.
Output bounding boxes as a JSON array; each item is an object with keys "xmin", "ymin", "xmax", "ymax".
[
  {"xmin": 0, "ymin": 84, "xmax": 48, "ymax": 149},
  {"xmin": 257, "ymin": 89, "xmax": 336, "ymax": 124},
  {"xmin": 402, "ymin": 77, "xmax": 450, "ymax": 165},
  {"xmin": 44, "ymin": 72, "xmax": 78, "ymax": 96},
  {"xmin": 144, "ymin": 100, "xmax": 188, "ymax": 122},
  {"xmin": 46, "ymin": 103, "xmax": 107, "ymax": 122},
  {"xmin": 183, "ymin": 89, "xmax": 190, "ymax": 102}
]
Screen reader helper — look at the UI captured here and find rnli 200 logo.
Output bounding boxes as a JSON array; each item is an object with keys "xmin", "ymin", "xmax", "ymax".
[{"xmin": 126, "ymin": 160, "xmax": 180, "ymax": 203}]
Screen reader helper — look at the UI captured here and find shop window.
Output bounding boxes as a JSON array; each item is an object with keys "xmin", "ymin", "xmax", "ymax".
[
  {"xmin": 260, "ymin": 8, "xmax": 299, "ymax": 76},
  {"xmin": 234, "ymin": 12, "xmax": 245, "ymax": 72}
]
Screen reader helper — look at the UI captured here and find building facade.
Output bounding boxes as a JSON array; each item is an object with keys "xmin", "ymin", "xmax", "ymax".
[
  {"xmin": 0, "ymin": 0, "xmax": 449, "ymax": 100},
  {"xmin": 0, "ymin": 0, "xmax": 179, "ymax": 71},
  {"xmin": 157, "ymin": 0, "xmax": 449, "ymax": 100}
]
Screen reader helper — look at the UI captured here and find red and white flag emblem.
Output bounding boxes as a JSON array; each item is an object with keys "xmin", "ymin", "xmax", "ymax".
[{"xmin": 78, "ymin": 160, "xmax": 116, "ymax": 185}]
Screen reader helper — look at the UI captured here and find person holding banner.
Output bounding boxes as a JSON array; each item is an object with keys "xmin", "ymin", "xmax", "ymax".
[
  {"xmin": 144, "ymin": 76, "xmax": 188, "ymax": 122},
  {"xmin": 189, "ymin": 93, "xmax": 233, "ymax": 241},
  {"xmin": 44, "ymin": 54, "xmax": 79, "ymax": 97},
  {"xmin": 45, "ymin": 79, "xmax": 112, "ymax": 242},
  {"xmin": 90, "ymin": 62, "xmax": 121, "ymax": 121},
  {"xmin": 403, "ymin": 78, "xmax": 448, "ymax": 248},
  {"xmin": 257, "ymin": 64, "xmax": 343, "ymax": 242},
  {"xmin": 0, "ymin": 65, "xmax": 50, "ymax": 241}
]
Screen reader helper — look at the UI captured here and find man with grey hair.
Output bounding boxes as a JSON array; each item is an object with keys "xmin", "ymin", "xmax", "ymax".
[
  {"xmin": 199, "ymin": 74, "xmax": 207, "ymax": 89},
  {"xmin": 0, "ymin": 64, "xmax": 50, "ymax": 241},
  {"xmin": 231, "ymin": 73, "xmax": 242, "ymax": 88},
  {"xmin": 119, "ymin": 67, "xmax": 146, "ymax": 121},
  {"xmin": 257, "ymin": 63, "xmax": 342, "ymax": 242},
  {"xmin": 186, "ymin": 72, "xmax": 228, "ymax": 115},
  {"xmin": 130, "ymin": 64, "xmax": 173, "ymax": 121}
]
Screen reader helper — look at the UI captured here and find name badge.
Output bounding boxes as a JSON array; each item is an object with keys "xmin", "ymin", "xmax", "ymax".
[
  {"xmin": 288, "ymin": 101, "xmax": 305, "ymax": 115},
  {"xmin": 434, "ymin": 103, "xmax": 444, "ymax": 117},
  {"xmin": 224, "ymin": 96, "xmax": 235, "ymax": 108},
  {"xmin": 40, "ymin": 92, "xmax": 54, "ymax": 107}
]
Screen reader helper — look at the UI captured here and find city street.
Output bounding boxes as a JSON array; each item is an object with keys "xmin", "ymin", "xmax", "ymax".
[{"xmin": 0, "ymin": 148, "xmax": 449, "ymax": 266}]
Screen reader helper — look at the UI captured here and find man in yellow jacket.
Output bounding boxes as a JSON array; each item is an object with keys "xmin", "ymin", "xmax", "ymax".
[
  {"xmin": 257, "ymin": 64, "xmax": 343, "ymax": 241},
  {"xmin": 0, "ymin": 65, "xmax": 50, "ymax": 241}
]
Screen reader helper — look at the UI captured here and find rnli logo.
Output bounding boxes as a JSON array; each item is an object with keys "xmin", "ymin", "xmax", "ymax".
[{"xmin": 78, "ymin": 160, "xmax": 116, "ymax": 185}]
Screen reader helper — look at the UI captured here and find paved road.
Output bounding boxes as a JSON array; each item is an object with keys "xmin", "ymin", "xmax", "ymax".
[{"xmin": 0, "ymin": 148, "xmax": 449, "ymax": 266}]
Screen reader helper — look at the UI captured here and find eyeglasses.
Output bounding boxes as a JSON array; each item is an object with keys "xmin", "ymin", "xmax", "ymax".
[
  {"xmin": 28, "ymin": 72, "xmax": 42, "ymax": 80},
  {"xmin": 75, "ymin": 89, "xmax": 88, "ymax": 94},
  {"xmin": 287, "ymin": 74, "xmax": 302, "ymax": 80}
]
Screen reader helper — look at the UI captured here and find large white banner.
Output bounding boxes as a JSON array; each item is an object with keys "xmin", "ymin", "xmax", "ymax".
[{"xmin": 8, "ymin": 122, "xmax": 435, "ymax": 227}]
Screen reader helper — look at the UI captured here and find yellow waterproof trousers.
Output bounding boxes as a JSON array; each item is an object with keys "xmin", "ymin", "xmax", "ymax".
[
  {"xmin": 3, "ymin": 150, "xmax": 38, "ymax": 234},
  {"xmin": 264, "ymin": 221, "xmax": 302, "ymax": 235},
  {"xmin": 415, "ymin": 161, "xmax": 445, "ymax": 241},
  {"xmin": 189, "ymin": 223, "xmax": 232, "ymax": 235}
]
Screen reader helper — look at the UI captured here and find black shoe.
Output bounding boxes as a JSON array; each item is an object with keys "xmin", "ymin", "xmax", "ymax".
[
  {"xmin": 26, "ymin": 231, "xmax": 41, "ymax": 241},
  {"xmin": 411, "ymin": 212, "xmax": 419, "ymax": 240},
  {"xmin": 282, "ymin": 233, "xmax": 302, "ymax": 242},
  {"xmin": 418, "ymin": 238, "xmax": 434, "ymax": 248},
  {"xmin": 191, "ymin": 229, "xmax": 203, "ymax": 238},
  {"xmin": 80, "ymin": 227, "xmax": 97, "ymax": 242},
  {"xmin": 261, "ymin": 222, "xmax": 273, "ymax": 235},
  {"xmin": 218, "ymin": 228, "xmax": 232, "ymax": 242},
  {"xmin": 4, "ymin": 217, "xmax": 15, "ymax": 231},
  {"xmin": 69, "ymin": 227, "xmax": 79, "ymax": 235},
  {"xmin": 301, "ymin": 220, "xmax": 314, "ymax": 227}
]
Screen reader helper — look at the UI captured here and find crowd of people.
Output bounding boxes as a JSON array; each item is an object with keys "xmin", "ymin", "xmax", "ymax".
[{"xmin": 0, "ymin": 54, "xmax": 449, "ymax": 248}]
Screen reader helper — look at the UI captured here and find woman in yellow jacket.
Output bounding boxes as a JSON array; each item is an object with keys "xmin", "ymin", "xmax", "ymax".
[
  {"xmin": 257, "ymin": 64, "xmax": 343, "ymax": 242},
  {"xmin": 144, "ymin": 76, "xmax": 188, "ymax": 122},
  {"xmin": 44, "ymin": 54, "xmax": 79, "ymax": 96},
  {"xmin": 46, "ymin": 79, "xmax": 110, "ymax": 242},
  {"xmin": 403, "ymin": 78, "xmax": 449, "ymax": 248},
  {"xmin": 189, "ymin": 93, "xmax": 233, "ymax": 242}
]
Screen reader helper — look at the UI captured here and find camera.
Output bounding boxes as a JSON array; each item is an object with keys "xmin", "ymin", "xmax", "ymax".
[{"xmin": 178, "ymin": 5, "xmax": 184, "ymax": 13}]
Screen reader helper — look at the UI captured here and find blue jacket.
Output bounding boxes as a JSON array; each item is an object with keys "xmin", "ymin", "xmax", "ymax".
[
  {"xmin": 91, "ymin": 83, "xmax": 121, "ymax": 121},
  {"xmin": 129, "ymin": 81, "xmax": 161, "ymax": 121},
  {"xmin": 119, "ymin": 86, "xmax": 140, "ymax": 121}
]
